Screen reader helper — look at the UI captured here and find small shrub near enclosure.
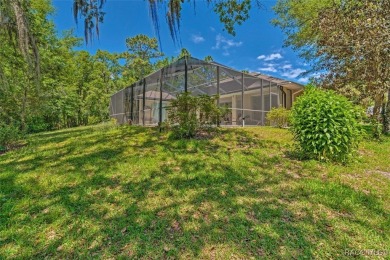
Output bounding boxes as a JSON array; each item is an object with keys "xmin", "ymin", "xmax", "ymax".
[
  {"xmin": 291, "ymin": 86, "xmax": 362, "ymax": 162},
  {"xmin": 167, "ymin": 92, "xmax": 228, "ymax": 138},
  {"xmin": 267, "ymin": 107, "xmax": 291, "ymax": 128}
]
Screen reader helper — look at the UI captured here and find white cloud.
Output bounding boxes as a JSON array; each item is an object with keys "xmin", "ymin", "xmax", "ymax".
[
  {"xmin": 213, "ymin": 34, "xmax": 243, "ymax": 56},
  {"xmin": 257, "ymin": 53, "xmax": 283, "ymax": 61},
  {"xmin": 298, "ymin": 77, "xmax": 309, "ymax": 83},
  {"xmin": 281, "ymin": 68, "xmax": 306, "ymax": 79},
  {"xmin": 311, "ymin": 72, "xmax": 321, "ymax": 79},
  {"xmin": 255, "ymin": 53, "xmax": 308, "ymax": 81},
  {"xmin": 191, "ymin": 34, "xmax": 205, "ymax": 44},
  {"xmin": 296, "ymin": 72, "xmax": 321, "ymax": 83},
  {"xmin": 258, "ymin": 62, "xmax": 278, "ymax": 72},
  {"xmin": 258, "ymin": 67, "xmax": 277, "ymax": 73},
  {"xmin": 210, "ymin": 27, "xmax": 215, "ymax": 32}
]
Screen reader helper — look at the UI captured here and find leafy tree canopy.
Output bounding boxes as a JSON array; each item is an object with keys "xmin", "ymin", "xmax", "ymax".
[{"xmin": 274, "ymin": 0, "xmax": 390, "ymax": 133}]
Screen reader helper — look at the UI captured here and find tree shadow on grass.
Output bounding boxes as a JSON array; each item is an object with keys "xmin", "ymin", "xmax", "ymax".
[{"xmin": 0, "ymin": 126, "xmax": 388, "ymax": 259}]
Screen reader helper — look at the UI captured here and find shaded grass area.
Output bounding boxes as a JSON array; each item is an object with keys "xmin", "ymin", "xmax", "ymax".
[{"xmin": 0, "ymin": 124, "xmax": 389, "ymax": 259}]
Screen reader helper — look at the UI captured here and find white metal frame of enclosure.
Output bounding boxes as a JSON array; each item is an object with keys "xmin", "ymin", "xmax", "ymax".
[{"xmin": 109, "ymin": 56, "xmax": 303, "ymax": 127}]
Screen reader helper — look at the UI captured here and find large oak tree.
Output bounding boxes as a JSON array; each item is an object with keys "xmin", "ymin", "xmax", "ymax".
[{"xmin": 274, "ymin": 0, "xmax": 390, "ymax": 133}]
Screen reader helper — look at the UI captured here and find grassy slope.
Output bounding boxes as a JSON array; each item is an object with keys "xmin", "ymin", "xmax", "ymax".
[{"xmin": 0, "ymin": 124, "xmax": 389, "ymax": 259}]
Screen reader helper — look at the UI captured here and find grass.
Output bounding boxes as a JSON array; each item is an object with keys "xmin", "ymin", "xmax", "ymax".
[{"xmin": 0, "ymin": 124, "xmax": 389, "ymax": 259}]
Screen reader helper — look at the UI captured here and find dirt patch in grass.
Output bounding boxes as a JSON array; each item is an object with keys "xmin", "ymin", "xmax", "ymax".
[{"xmin": 367, "ymin": 170, "xmax": 390, "ymax": 179}]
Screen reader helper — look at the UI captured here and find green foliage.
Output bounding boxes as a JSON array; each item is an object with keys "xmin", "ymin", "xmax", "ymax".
[
  {"xmin": 0, "ymin": 123, "xmax": 22, "ymax": 151},
  {"xmin": 124, "ymin": 34, "xmax": 164, "ymax": 81},
  {"xmin": 213, "ymin": 0, "xmax": 251, "ymax": 36},
  {"xmin": 274, "ymin": 0, "xmax": 390, "ymax": 133},
  {"xmin": 291, "ymin": 86, "xmax": 362, "ymax": 162},
  {"xmin": 371, "ymin": 118, "xmax": 383, "ymax": 140},
  {"xmin": 179, "ymin": 48, "xmax": 191, "ymax": 58},
  {"xmin": 198, "ymin": 95, "xmax": 227, "ymax": 128},
  {"xmin": 273, "ymin": 0, "xmax": 335, "ymax": 53},
  {"xmin": 267, "ymin": 107, "xmax": 291, "ymax": 128},
  {"xmin": 167, "ymin": 92, "xmax": 199, "ymax": 138},
  {"xmin": 1, "ymin": 125, "xmax": 389, "ymax": 258},
  {"xmin": 0, "ymin": 1, "xmax": 127, "ymax": 133},
  {"xmin": 167, "ymin": 93, "xmax": 227, "ymax": 138},
  {"xmin": 26, "ymin": 116, "xmax": 49, "ymax": 133}
]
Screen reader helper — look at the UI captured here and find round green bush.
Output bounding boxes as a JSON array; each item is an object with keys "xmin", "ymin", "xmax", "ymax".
[{"xmin": 291, "ymin": 86, "xmax": 362, "ymax": 162}]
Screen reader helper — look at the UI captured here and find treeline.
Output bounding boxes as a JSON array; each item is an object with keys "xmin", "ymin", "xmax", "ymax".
[{"xmin": 0, "ymin": 1, "xmax": 179, "ymax": 136}]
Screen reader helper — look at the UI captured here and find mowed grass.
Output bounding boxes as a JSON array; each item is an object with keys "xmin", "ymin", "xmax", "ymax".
[{"xmin": 0, "ymin": 124, "xmax": 389, "ymax": 259}]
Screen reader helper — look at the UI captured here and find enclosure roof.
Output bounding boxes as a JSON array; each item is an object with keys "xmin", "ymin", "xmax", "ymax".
[
  {"xmin": 209, "ymin": 60, "xmax": 303, "ymax": 90},
  {"xmin": 137, "ymin": 90, "xmax": 175, "ymax": 100},
  {"xmin": 121, "ymin": 56, "xmax": 304, "ymax": 93},
  {"xmin": 248, "ymin": 73, "xmax": 303, "ymax": 91}
]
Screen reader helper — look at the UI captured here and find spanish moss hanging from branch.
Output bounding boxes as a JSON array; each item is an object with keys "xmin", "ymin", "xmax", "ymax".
[
  {"xmin": 72, "ymin": 0, "xmax": 254, "ymax": 46},
  {"xmin": 73, "ymin": 0, "xmax": 106, "ymax": 44},
  {"xmin": 2, "ymin": 0, "xmax": 41, "ymax": 81},
  {"xmin": 148, "ymin": 0, "xmax": 163, "ymax": 50}
]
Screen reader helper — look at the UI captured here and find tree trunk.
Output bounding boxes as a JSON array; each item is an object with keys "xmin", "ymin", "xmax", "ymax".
[
  {"xmin": 21, "ymin": 87, "xmax": 27, "ymax": 131},
  {"xmin": 371, "ymin": 94, "xmax": 384, "ymax": 138},
  {"xmin": 372, "ymin": 94, "xmax": 383, "ymax": 121},
  {"xmin": 382, "ymin": 89, "xmax": 390, "ymax": 134}
]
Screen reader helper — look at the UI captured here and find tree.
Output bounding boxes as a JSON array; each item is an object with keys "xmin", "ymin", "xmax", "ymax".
[
  {"xmin": 72, "ymin": 0, "xmax": 106, "ymax": 44},
  {"xmin": 274, "ymin": 0, "xmax": 390, "ymax": 134},
  {"xmin": 273, "ymin": 0, "xmax": 335, "ymax": 59},
  {"xmin": 1, "ymin": 0, "xmax": 258, "ymax": 89},
  {"xmin": 0, "ymin": 0, "xmax": 40, "ymax": 81},
  {"xmin": 204, "ymin": 55, "xmax": 214, "ymax": 62},
  {"xmin": 0, "ymin": 0, "xmax": 55, "ymax": 130},
  {"xmin": 87, "ymin": 50, "xmax": 126, "ymax": 123},
  {"xmin": 123, "ymin": 34, "xmax": 164, "ymax": 81},
  {"xmin": 178, "ymin": 48, "xmax": 191, "ymax": 58},
  {"xmin": 0, "ymin": 0, "xmax": 125, "ymax": 132}
]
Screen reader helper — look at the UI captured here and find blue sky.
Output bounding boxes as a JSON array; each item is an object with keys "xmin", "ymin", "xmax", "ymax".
[{"xmin": 51, "ymin": 0, "xmax": 311, "ymax": 84}]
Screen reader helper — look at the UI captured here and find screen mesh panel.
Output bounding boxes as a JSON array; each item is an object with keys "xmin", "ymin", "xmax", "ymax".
[
  {"xmin": 144, "ymin": 75, "xmax": 160, "ymax": 126},
  {"xmin": 110, "ymin": 88, "xmax": 126, "ymax": 124},
  {"xmin": 109, "ymin": 56, "xmax": 301, "ymax": 127}
]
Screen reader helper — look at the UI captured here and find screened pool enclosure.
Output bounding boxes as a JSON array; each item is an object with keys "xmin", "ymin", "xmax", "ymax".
[{"xmin": 109, "ymin": 56, "xmax": 303, "ymax": 126}]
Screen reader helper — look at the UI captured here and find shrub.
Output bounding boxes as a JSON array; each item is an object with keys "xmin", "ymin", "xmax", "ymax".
[
  {"xmin": 267, "ymin": 107, "xmax": 291, "ymax": 128},
  {"xmin": 167, "ymin": 92, "xmax": 227, "ymax": 138},
  {"xmin": 198, "ymin": 95, "xmax": 227, "ymax": 128},
  {"xmin": 0, "ymin": 123, "xmax": 22, "ymax": 151},
  {"xmin": 167, "ymin": 92, "xmax": 199, "ymax": 138},
  {"xmin": 26, "ymin": 116, "xmax": 49, "ymax": 133},
  {"xmin": 291, "ymin": 86, "xmax": 362, "ymax": 162}
]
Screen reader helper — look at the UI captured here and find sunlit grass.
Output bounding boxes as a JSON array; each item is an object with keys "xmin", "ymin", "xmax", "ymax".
[{"xmin": 0, "ymin": 124, "xmax": 389, "ymax": 258}]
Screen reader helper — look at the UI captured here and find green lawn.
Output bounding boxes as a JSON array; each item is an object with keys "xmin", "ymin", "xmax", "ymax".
[{"xmin": 0, "ymin": 124, "xmax": 389, "ymax": 259}]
